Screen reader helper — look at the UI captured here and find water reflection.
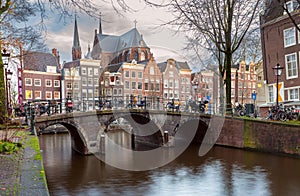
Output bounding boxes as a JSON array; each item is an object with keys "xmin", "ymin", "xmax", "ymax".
[{"xmin": 39, "ymin": 133, "xmax": 300, "ymax": 196}]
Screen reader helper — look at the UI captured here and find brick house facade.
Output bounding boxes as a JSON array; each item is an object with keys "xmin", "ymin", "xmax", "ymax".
[
  {"xmin": 261, "ymin": 0, "xmax": 300, "ymax": 106},
  {"xmin": 22, "ymin": 50, "xmax": 61, "ymax": 103}
]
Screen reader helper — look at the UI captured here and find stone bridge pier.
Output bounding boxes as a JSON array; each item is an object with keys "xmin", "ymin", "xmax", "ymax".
[{"xmin": 34, "ymin": 110, "xmax": 211, "ymax": 155}]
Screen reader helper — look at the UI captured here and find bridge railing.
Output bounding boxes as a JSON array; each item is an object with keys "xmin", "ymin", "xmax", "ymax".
[{"xmin": 20, "ymin": 96, "xmax": 219, "ymax": 117}]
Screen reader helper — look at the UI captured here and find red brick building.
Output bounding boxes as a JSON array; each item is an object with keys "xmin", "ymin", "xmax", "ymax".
[
  {"xmin": 261, "ymin": 0, "xmax": 300, "ymax": 107},
  {"xmin": 22, "ymin": 50, "xmax": 61, "ymax": 103}
]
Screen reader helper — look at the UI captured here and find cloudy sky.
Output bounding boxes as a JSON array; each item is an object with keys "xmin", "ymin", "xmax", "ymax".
[{"xmin": 43, "ymin": 1, "xmax": 189, "ymax": 64}]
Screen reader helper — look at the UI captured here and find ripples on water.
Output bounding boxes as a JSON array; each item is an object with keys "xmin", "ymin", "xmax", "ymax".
[{"xmin": 39, "ymin": 133, "xmax": 300, "ymax": 196}]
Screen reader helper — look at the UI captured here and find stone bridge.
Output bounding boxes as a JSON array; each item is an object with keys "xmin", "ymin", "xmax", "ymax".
[{"xmin": 34, "ymin": 109, "xmax": 211, "ymax": 154}]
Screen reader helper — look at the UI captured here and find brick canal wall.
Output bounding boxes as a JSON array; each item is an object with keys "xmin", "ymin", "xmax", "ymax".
[{"xmin": 216, "ymin": 117, "xmax": 300, "ymax": 157}]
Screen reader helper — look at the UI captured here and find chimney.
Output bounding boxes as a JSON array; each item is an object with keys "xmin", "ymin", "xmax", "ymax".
[{"xmin": 52, "ymin": 48, "xmax": 57, "ymax": 57}]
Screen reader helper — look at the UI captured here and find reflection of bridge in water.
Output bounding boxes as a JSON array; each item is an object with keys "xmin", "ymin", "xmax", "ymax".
[{"xmin": 34, "ymin": 110, "xmax": 211, "ymax": 155}]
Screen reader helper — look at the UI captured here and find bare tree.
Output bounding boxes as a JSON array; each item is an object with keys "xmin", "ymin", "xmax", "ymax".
[
  {"xmin": 0, "ymin": 0, "xmax": 133, "ymax": 123},
  {"xmin": 145, "ymin": 0, "xmax": 263, "ymax": 114}
]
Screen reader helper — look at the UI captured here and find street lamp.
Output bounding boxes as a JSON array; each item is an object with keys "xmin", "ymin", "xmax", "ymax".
[
  {"xmin": 2, "ymin": 49, "xmax": 11, "ymax": 117},
  {"xmin": 6, "ymin": 69, "xmax": 13, "ymax": 116},
  {"xmin": 192, "ymin": 81, "xmax": 198, "ymax": 101},
  {"xmin": 272, "ymin": 63, "xmax": 284, "ymax": 109}
]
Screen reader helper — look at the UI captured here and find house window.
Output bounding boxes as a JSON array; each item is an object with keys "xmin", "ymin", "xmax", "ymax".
[
  {"xmin": 150, "ymin": 67, "xmax": 154, "ymax": 75},
  {"xmin": 138, "ymin": 72, "xmax": 143, "ymax": 79},
  {"xmin": 284, "ymin": 27, "xmax": 296, "ymax": 47},
  {"xmin": 285, "ymin": 0, "xmax": 299, "ymax": 13},
  {"xmin": 46, "ymin": 79, "xmax": 52, "ymax": 87},
  {"xmin": 67, "ymin": 82, "xmax": 72, "ymax": 89},
  {"xmin": 88, "ymin": 68, "xmax": 93, "ymax": 76},
  {"xmin": 125, "ymin": 71, "xmax": 130, "ymax": 77},
  {"xmin": 54, "ymin": 80, "xmax": 60, "ymax": 87},
  {"xmin": 145, "ymin": 82, "xmax": 149, "ymax": 90},
  {"xmin": 164, "ymin": 79, "xmax": 168, "ymax": 88},
  {"xmin": 25, "ymin": 78, "xmax": 32, "ymax": 86},
  {"xmin": 82, "ymin": 77, "xmax": 87, "ymax": 86},
  {"xmin": 45, "ymin": 91, "xmax": 52, "ymax": 100},
  {"xmin": 169, "ymin": 71, "xmax": 174, "ymax": 77},
  {"xmin": 34, "ymin": 79, "xmax": 41, "ymax": 86},
  {"xmin": 289, "ymin": 88, "xmax": 299, "ymax": 100},
  {"xmin": 34, "ymin": 91, "xmax": 41, "ymax": 99},
  {"xmin": 74, "ymin": 82, "xmax": 79, "ymax": 89},
  {"xmin": 138, "ymin": 82, "xmax": 142, "ymax": 90},
  {"xmin": 285, "ymin": 53, "xmax": 298, "ymax": 79},
  {"xmin": 88, "ymin": 78, "xmax": 93, "ymax": 86},
  {"xmin": 169, "ymin": 79, "xmax": 173, "ymax": 88},
  {"xmin": 88, "ymin": 89, "xmax": 93, "ymax": 98},
  {"xmin": 25, "ymin": 90, "xmax": 32, "ymax": 99},
  {"xmin": 82, "ymin": 90, "xmax": 87, "ymax": 98},
  {"xmin": 125, "ymin": 81, "xmax": 130, "ymax": 89},
  {"xmin": 94, "ymin": 78, "xmax": 99, "ymax": 86},
  {"xmin": 94, "ymin": 68, "xmax": 99, "ymax": 75},
  {"xmin": 268, "ymin": 86, "xmax": 274, "ymax": 103},
  {"xmin": 132, "ymin": 82, "xmax": 136, "ymax": 89},
  {"xmin": 132, "ymin": 71, "xmax": 136, "ymax": 78},
  {"xmin": 81, "ymin": 68, "xmax": 86, "ymax": 75},
  {"xmin": 54, "ymin": 91, "xmax": 60, "ymax": 99}
]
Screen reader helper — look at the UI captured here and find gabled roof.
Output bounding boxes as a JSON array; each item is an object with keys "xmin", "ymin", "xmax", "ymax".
[
  {"xmin": 157, "ymin": 62, "xmax": 167, "ymax": 72},
  {"xmin": 104, "ymin": 63, "xmax": 122, "ymax": 72},
  {"xmin": 63, "ymin": 60, "xmax": 81, "ymax": 69},
  {"xmin": 23, "ymin": 51, "xmax": 59, "ymax": 72},
  {"xmin": 176, "ymin": 61, "xmax": 190, "ymax": 70},
  {"xmin": 157, "ymin": 60, "xmax": 190, "ymax": 72},
  {"xmin": 97, "ymin": 28, "xmax": 148, "ymax": 53}
]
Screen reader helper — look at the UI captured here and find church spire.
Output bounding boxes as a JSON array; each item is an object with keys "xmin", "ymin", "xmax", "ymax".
[
  {"xmin": 72, "ymin": 14, "xmax": 82, "ymax": 61},
  {"xmin": 99, "ymin": 13, "xmax": 102, "ymax": 35}
]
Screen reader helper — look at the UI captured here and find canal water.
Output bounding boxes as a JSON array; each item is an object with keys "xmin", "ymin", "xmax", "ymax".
[{"xmin": 39, "ymin": 132, "xmax": 300, "ymax": 196}]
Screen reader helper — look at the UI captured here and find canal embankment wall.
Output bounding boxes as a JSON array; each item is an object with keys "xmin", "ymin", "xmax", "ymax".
[{"xmin": 216, "ymin": 117, "xmax": 300, "ymax": 157}]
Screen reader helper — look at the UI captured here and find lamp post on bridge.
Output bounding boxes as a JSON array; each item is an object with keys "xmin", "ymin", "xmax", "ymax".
[
  {"xmin": 1, "ymin": 48, "xmax": 12, "ymax": 119},
  {"xmin": 272, "ymin": 64, "xmax": 284, "ymax": 109}
]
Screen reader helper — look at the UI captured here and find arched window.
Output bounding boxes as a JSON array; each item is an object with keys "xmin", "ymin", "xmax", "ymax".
[
  {"xmin": 141, "ymin": 52, "xmax": 146, "ymax": 61},
  {"xmin": 132, "ymin": 51, "xmax": 138, "ymax": 61}
]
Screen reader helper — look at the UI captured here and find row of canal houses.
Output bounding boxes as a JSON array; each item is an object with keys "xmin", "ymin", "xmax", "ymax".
[{"xmin": 21, "ymin": 16, "xmax": 197, "ymax": 111}]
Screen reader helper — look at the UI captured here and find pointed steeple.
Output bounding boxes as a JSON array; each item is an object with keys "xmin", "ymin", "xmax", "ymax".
[
  {"xmin": 99, "ymin": 13, "xmax": 102, "ymax": 35},
  {"xmin": 72, "ymin": 15, "xmax": 82, "ymax": 61}
]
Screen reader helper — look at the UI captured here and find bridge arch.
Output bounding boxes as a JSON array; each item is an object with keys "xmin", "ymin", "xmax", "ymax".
[
  {"xmin": 103, "ymin": 113, "xmax": 163, "ymax": 147},
  {"xmin": 37, "ymin": 121, "xmax": 90, "ymax": 155},
  {"xmin": 174, "ymin": 118, "xmax": 209, "ymax": 144}
]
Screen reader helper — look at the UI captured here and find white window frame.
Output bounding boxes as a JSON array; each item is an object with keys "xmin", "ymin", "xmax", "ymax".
[
  {"xmin": 34, "ymin": 79, "xmax": 41, "ymax": 86},
  {"xmin": 54, "ymin": 91, "xmax": 60, "ymax": 99},
  {"xmin": 25, "ymin": 78, "xmax": 32, "ymax": 86},
  {"xmin": 81, "ymin": 67, "xmax": 87, "ymax": 75},
  {"xmin": 288, "ymin": 88, "xmax": 299, "ymax": 101},
  {"xmin": 268, "ymin": 85, "xmax": 274, "ymax": 103},
  {"xmin": 54, "ymin": 80, "xmax": 60, "ymax": 87},
  {"xmin": 45, "ymin": 91, "xmax": 52, "ymax": 100},
  {"xmin": 67, "ymin": 82, "xmax": 72, "ymax": 89},
  {"xmin": 284, "ymin": 27, "xmax": 296, "ymax": 48},
  {"xmin": 125, "ymin": 81, "xmax": 130, "ymax": 90},
  {"xmin": 45, "ymin": 79, "xmax": 52, "ymax": 87},
  {"xmin": 94, "ymin": 68, "xmax": 99, "ymax": 75},
  {"xmin": 34, "ymin": 91, "xmax": 41, "ymax": 99},
  {"xmin": 82, "ymin": 77, "xmax": 87, "ymax": 86},
  {"xmin": 285, "ymin": 53, "xmax": 298, "ymax": 79},
  {"xmin": 285, "ymin": 0, "xmax": 299, "ymax": 13},
  {"xmin": 25, "ymin": 90, "xmax": 32, "ymax": 99},
  {"xmin": 88, "ymin": 68, "xmax": 93, "ymax": 76}
]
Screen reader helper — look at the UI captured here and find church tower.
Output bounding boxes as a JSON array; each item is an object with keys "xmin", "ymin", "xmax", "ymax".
[{"xmin": 72, "ymin": 15, "xmax": 82, "ymax": 61}]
